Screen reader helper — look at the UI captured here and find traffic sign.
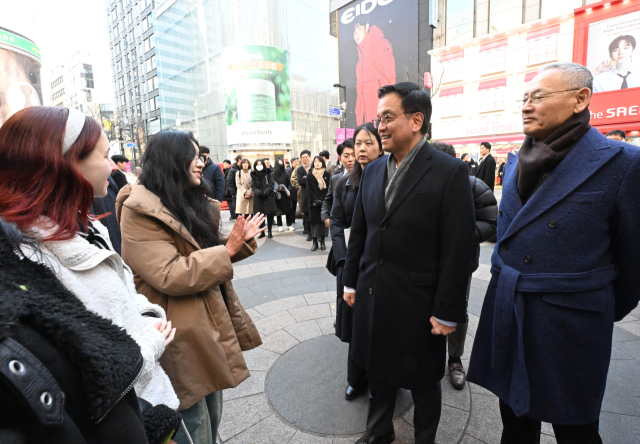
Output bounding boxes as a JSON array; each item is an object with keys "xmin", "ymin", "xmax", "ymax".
[
  {"xmin": 126, "ymin": 143, "xmax": 137, "ymax": 147},
  {"xmin": 329, "ymin": 106, "xmax": 341, "ymax": 117}
]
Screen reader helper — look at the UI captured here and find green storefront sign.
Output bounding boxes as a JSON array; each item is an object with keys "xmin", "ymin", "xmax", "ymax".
[{"xmin": 0, "ymin": 28, "xmax": 41, "ymax": 61}]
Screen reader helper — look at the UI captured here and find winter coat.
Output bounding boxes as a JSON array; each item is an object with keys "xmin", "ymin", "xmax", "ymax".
[
  {"xmin": 235, "ymin": 169, "xmax": 254, "ymax": 215},
  {"xmin": 468, "ymin": 128, "xmax": 640, "ymax": 424},
  {"xmin": 273, "ymin": 169, "xmax": 292, "ymax": 214},
  {"xmin": 321, "ymin": 171, "xmax": 344, "ymax": 223},
  {"xmin": 27, "ymin": 218, "xmax": 179, "ymax": 409},
  {"xmin": 251, "ymin": 171, "xmax": 278, "ymax": 216},
  {"xmin": 111, "ymin": 168, "xmax": 129, "ymax": 191},
  {"xmin": 0, "ymin": 221, "xmax": 180, "ymax": 444},
  {"xmin": 116, "ymin": 184, "xmax": 262, "ymax": 410},
  {"xmin": 475, "ymin": 154, "xmax": 496, "ymax": 191},
  {"xmin": 355, "ymin": 25, "xmax": 396, "ymax": 126},
  {"xmin": 202, "ymin": 159, "xmax": 225, "ymax": 202},
  {"xmin": 291, "ymin": 164, "xmax": 311, "ymax": 213},
  {"xmin": 306, "ymin": 169, "xmax": 331, "ymax": 225},
  {"xmin": 226, "ymin": 163, "xmax": 239, "ymax": 196},
  {"xmin": 330, "ymin": 173, "xmax": 358, "ymax": 342},
  {"xmin": 342, "ymin": 145, "xmax": 475, "ymax": 389},
  {"xmin": 91, "ymin": 176, "xmax": 122, "ymax": 255},
  {"xmin": 469, "ymin": 176, "xmax": 498, "ymax": 272}
]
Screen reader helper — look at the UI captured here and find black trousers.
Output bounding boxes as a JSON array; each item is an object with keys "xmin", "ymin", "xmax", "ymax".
[
  {"xmin": 290, "ymin": 199, "xmax": 297, "ymax": 222},
  {"xmin": 260, "ymin": 215, "xmax": 274, "ymax": 233},
  {"xmin": 229, "ymin": 196, "xmax": 237, "ymax": 219},
  {"xmin": 367, "ymin": 378, "xmax": 442, "ymax": 444},
  {"xmin": 347, "ymin": 343, "xmax": 368, "ymax": 391},
  {"xmin": 276, "ymin": 208, "xmax": 294, "ymax": 226},
  {"xmin": 499, "ymin": 400, "xmax": 603, "ymax": 444},
  {"xmin": 302, "ymin": 213, "xmax": 311, "ymax": 233}
]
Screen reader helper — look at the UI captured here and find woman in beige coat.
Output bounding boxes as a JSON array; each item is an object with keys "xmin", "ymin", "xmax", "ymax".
[
  {"xmin": 235, "ymin": 158, "xmax": 254, "ymax": 217},
  {"xmin": 117, "ymin": 130, "xmax": 265, "ymax": 444}
]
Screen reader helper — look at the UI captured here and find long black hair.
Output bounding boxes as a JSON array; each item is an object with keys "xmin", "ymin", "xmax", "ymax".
[
  {"xmin": 350, "ymin": 123, "xmax": 383, "ymax": 188},
  {"xmin": 273, "ymin": 158, "xmax": 286, "ymax": 178},
  {"xmin": 138, "ymin": 130, "xmax": 220, "ymax": 248}
]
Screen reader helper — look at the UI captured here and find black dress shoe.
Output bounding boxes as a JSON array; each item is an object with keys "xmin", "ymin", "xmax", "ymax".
[
  {"xmin": 267, "ymin": 231, "xmax": 273, "ymax": 239},
  {"xmin": 355, "ymin": 430, "xmax": 395, "ymax": 444},
  {"xmin": 320, "ymin": 237, "xmax": 326, "ymax": 251},
  {"xmin": 345, "ymin": 385, "xmax": 359, "ymax": 401},
  {"xmin": 311, "ymin": 238, "xmax": 318, "ymax": 251},
  {"xmin": 306, "ymin": 234, "xmax": 313, "ymax": 241},
  {"xmin": 258, "ymin": 232, "xmax": 265, "ymax": 239}
]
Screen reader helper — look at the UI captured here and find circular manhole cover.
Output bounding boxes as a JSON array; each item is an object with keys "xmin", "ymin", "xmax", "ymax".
[{"xmin": 267, "ymin": 335, "xmax": 413, "ymax": 435}]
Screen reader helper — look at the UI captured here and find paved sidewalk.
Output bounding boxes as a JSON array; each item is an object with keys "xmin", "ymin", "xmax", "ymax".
[{"xmin": 217, "ymin": 214, "xmax": 640, "ymax": 444}]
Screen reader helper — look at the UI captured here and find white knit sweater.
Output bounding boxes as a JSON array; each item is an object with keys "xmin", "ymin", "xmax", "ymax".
[{"xmin": 24, "ymin": 219, "xmax": 179, "ymax": 409}]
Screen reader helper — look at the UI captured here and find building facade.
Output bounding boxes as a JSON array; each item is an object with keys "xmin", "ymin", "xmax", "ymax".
[{"xmin": 48, "ymin": 51, "xmax": 96, "ymax": 112}]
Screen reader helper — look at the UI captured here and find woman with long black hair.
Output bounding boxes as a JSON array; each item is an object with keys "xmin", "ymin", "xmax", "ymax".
[
  {"xmin": 273, "ymin": 158, "xmax": 294, "ymax": 231},
  {"xmin": 251, "ymin": 158, "xmax": 278, "ymax": 239},
  {"xmin": 331, "ymin": 123, "xmax": 384, "ymax": 401},
  {"xmin": 117, "ymin": 129, "xmax": 265, "ymax": 444},
  {"xmin": 307, "ymin": 155, "xmax": 332, "ymax": 251}
]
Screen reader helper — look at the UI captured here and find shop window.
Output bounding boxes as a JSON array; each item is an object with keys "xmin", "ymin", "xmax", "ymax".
[
  {"xmin": 446, "ymin": 0, "xmax": 474, "ymax": 45},
  {"xmin": 527, "ymin": 25, "xmax": 559, "ymax": 66},
  {"xmin": 480, "ymin": 40, "xmax": 507, "ymax": 76},
  {"xmin": 478, "ymin": 78, "xmax": 507, "ymax": 113},
  {"xmin": 439, "ymin": 50, "xmax": 464, "ymax": 84},
  {"xmin": 440, "ymin": 86, "xmax": 464, "ymax": 118}
]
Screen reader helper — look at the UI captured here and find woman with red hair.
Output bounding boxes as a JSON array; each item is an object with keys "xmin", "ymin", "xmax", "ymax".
[{"xmin": 0, "ymin": 106, "xmax": 180, "ymax": 414}]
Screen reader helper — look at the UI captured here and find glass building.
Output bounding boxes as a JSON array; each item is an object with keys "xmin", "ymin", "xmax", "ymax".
[{"xmin": 153, "ymin": 0, "xmax": 340, "ymax": 162}]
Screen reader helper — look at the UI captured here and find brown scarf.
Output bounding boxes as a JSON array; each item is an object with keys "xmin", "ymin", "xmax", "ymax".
[
  {"xmin": 312, "ymin": 167, "xmax": 327, "ymax": 190},
  {"xmin": 516, "ymin": 108, "xmax": 591, "ymax": 199}
]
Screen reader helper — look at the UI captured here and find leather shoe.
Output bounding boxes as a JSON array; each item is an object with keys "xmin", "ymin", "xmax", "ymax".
[
  {"xmin": 258, "ymin": 231, "xmax": 265, "ymax": 239},
  {"xmin": 306, "ymin": 234, "xmax": 313, "ymax": 241},
  {"xmin": 449, "ymin": 362, "xmax": 466, "ymax": 390},
  {"xmin": 344, "ymin": 385, "xmax": 359, "ymax": 401},
  {"xmin": 355, "ymin": 430, "xmax": 395, "ymax": 444},
  {"xmin": 311, "ymin": 238, "xmax": 318, "ymax": 251}
]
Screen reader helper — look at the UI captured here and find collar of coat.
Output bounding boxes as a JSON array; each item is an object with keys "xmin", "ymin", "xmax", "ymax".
[{"xmin": 116, "ymin": 183, "xmax": 220, "ymax": 251}]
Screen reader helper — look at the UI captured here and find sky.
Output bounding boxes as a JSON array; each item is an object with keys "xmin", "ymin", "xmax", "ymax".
[{"xmin": 2, "ymin": 0, "xmax": 115, "ymax": 105}]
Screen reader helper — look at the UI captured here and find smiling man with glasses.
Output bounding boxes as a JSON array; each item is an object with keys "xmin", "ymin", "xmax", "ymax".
[{"xmin": 467, "ymin": 62, "xmax": 640, "ymax": 444}]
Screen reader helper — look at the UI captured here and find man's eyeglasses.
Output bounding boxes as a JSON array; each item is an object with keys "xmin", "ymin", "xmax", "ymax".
[
  {"xmin": 372, "ymin": 112, "xmax": 415, "ymax": 129},
  {"xmin": 516, "ymin": 88, "xmax": 580, "ymax": 108}
]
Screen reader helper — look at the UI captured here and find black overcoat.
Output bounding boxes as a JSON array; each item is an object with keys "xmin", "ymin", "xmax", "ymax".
[
  {"xmin": 475, "ymin": 153, "xmax": 496, "ymax": 191},
  {"xmin": 306, "ymin": 169, "xmax": 332, "ymax": 225},
  {"xmin": 294, "ymin": 165, "xmax": 310, "ymax": 212},
  {"xmin": 250, "ymin": 171, "xmax": 277, "ymax": 216},
  {"xmin": 342, "ymin": 144, "xmax": 476, "ymax": 388},
  {"xmin": 273, "ymin": 169, "xmax": 292, "ymax": 215}
]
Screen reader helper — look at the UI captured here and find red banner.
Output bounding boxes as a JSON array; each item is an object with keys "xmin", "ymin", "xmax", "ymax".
[{"xmin": 589, "ymin": 87, "xmax": 640, "ymax": 126}]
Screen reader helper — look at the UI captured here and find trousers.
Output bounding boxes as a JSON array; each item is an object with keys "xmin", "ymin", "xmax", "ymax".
[
  {"xmin": 499, "ymin": 399, "xmax": 602, "ymax": 444},
  {"xmin": 447, "ymin": 273, "xmax": 472, "ymax": 358},
  {"xmin": 347, "ymin": 342, "xmax": 368, "ymax": 391},
  {"xmin": 174, "ymin": 391, "xmax": 223, "ymax": 444}
]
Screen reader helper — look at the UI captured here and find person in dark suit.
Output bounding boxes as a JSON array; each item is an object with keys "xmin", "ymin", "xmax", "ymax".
[
  {"xmin": 342, "ymin": 82, "xmax": 475, "ymax": 444},
  {"xmin": 199, "ymin": 146, "xmax": 225, "ymax": 201},
  {"xmin": 468, "ymin": 62, "xmax": 640, "ymax": 444},
  {"xmin": 475, "ymin": 142, "xmax": 496, "ymax": 190},
  {"xmin": 111, "ymin": 154, "xmax": 129, "ymax": 191},
  {"xmin": 322, "ymin": 139, "xmax": 355, "ymax": 228}
]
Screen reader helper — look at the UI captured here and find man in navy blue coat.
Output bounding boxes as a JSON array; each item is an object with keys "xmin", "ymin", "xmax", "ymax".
[
  {"xmin": 468, "ymin": 63, "xmax": 640, "ymax": 443},
  {"xmin": 342, "ymin": 83, "xmax": 475, "ymax": 444}
]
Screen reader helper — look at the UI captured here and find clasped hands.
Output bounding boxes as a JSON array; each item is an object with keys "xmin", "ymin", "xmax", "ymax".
[
  {"xmin": 343, "ymin": 291, "xmax": 456, "ymax": 336},
  {"xmin": 225, "ymin": 213, "xmax": 267, "ymax": 257}
]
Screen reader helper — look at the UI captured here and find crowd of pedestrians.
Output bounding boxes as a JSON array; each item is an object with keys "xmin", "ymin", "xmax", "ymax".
[{"xmin": 1, "ymin": 61, "xmax": 640, "ymax": 444}]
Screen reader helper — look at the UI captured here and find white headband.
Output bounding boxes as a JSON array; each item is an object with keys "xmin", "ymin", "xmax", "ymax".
[{"xmin": 62, "ymin": 107, "xmax": 86, "ymax": 154}]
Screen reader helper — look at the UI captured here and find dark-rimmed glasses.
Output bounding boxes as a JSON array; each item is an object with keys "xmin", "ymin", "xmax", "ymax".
[
  {"xmin": 372, "ymin": 112, "xmax": 415, "ymax": 128},
  {"xmin": 516, "ymin": 88, "xmax": 580, "ymax": 108}
]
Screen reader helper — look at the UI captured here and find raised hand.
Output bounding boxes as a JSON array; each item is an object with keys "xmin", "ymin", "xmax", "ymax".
[
  {"xmin": 225, "ymin": 215, "xmax": 247, "ymax": 257},
  {"xmin": 245, "ymin": 213, "xmax": 267, "ymax": 240}
]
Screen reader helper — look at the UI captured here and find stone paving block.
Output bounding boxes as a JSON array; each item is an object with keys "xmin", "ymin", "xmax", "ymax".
[
  {"xmin": 540, "ymin": 434, "xmax": 557, "ymax": 444},
  {"xmin": 260, "ymin": 329, "xmax": 300, "ymax": 354},
  {"xmin": 392, "ymin": 417, "xmax": 415, "ymax": 443},
  {"xmin": 541, "ymin": 422, "xmax": 555, "ymax": 436},
  {"xmin": 285, "ymin": 319, "xmax": 323, "ymax": 342},
  {"xmin": 280, "ymin": 274, "xmax": 312, "ymax": 287},
  {"xmin": 233, "ymin": 264, "xmax": 251, "ymax": 274},
  {"xmin": 327, "ymin": 280, "xmax": 338, "ymax": 291},
  {"xmin": 612, "ymin": 326, "xmax": 639, "ymax": 343},
  {"xmin": 242, "ymin": 347, "xmax": 280, "ymax": 371},
  {"xmin": 304, "ymin": 291, "xmax": 336, "ymax": 305},
  {"xmin": 274, "ymin": 282, "xmax": 327, "ymax": 299},
  {"xmin": 232, "ymin": 275, "xmax": 264, "ymax": 289},
  {"xmin": 467, "ymin": 314, "xmax": 480, "ymax": 338},
  {"xmin": 271, "ymin": 262, "xmax": 308, "ymax": 273},
  {"xmin": 332, "ymin": 438, "xmax": 359, "ymax": 444},
  {"xmin": 464, "ymin": 393, "xmax": 503, "ymax": 444},
  {"xmin": 616, "ymin": 313, "xmax": 638, "ymax": 324},
  {"xmin": 601, "ymin": 359, "xmax": 640, "ymax": 416},
  {"xmin": 310, "ymin": 272, "xmax": 335, "ymax": 284},
  {"xmin": 403, "ymin": 404, "xmax": 414, "ymax": 426},
  {"xmin": 599, "ymin": 411, "xmax": 640, "ymax": 444},
  {"xmin": 224, "ymin": 370, "xmax": 266, "ymax": 401},
  {"xmin": 467, "ymin": 286, "xmax": 488, "ymax": 318},
  {"xmin": 469, "ymin": 278, "xmax": 489, "ymax": 291},
  {"xmin": 461, "ymin": 335, "xmax": 475, "ymax": 361},
  {"xmin": 244, "ymin": 307, "xmax": 265, "ymax": 322},
  {"xmin": 217, "ymin": 393, "xmax": 272, "ymax": 442},
  {"xmin": 617, "ymin": 320, "xmax": 640, "ymax": 336},
  {"xmin": 248, "ymin": 258, "xmax": 288, "ymax": 270},
  {"xmin": 469, "ymin": 382, "xmax": 495, "ymax": 398},
  {"xmin": 254, "ymin": 296, "xmax": 308, "ymax": 317},
  {"xmin": 614, "ymin": 338, "xmax": 640, "ymax": 360},
  {"xmin": 248, "ymin": 278, "xmax": 287, "ymax": 293},
  {"xmin": 435, "ymin": 405, "xmax": 468, "ymax": 444},
  {"xmin": 442, "ymin": 381, "xmax": 470, "ymax": 411},
  {"xmin": 255, "ymin": 311, "xmax": 298, "ymax": 336},
  {"xmin": 285, "ymin": 255, "xmax": 317, "ymax": 264},
  {"xmin": 317, "ymin": 316, "xmax": 337, "ymax": 336},
  {"xmin": 258, "ymin": 268, "xmax": 302, "ymax": 282},
  {"xmin": 307, "ymin": 266, "xmax": 331, "ymax": 275},
  {"xmin": 224, "ymin": 415, "xmax": 296, "ymax": 444},
  {"xmin": 458, "ymin": 435, "xmax": 485, "ymax": 444},
  {"xmin": 289, "ymin": 303, "xmax": 332, "ymax": 322},
  {"xmin": 239, "ymin": 291, "xmax": 275, "ymax": 310},
  {"xmin": 287, "ymin": 430, "xmax": 334, "ymax": 444},
  {"xmin": 610, "ymin": 344, "xmax": 634, "ymax": 360},
  {"xmin": 331, "ymin": 302, "xmax": 337, "ymax": 317}
]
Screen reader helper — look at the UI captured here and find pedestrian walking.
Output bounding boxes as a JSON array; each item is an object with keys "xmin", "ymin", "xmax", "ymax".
[
  {"xmin": 116, "ymin": 129, "xmax": 265, "ymax": 444},
  {"xmin": 235, "ymin": 158, "xmax": 254, "ymax": 218},
  {"xmin": 291, "ymin": 150, "xmax": 313, "ymax": 239},
  {"xmin": 475, "ymin": 142, "xmax": 496, "ymax": 191},
  {"xmin": 431, "ymin": 142, "xmax": 498, "ymax": 390},
  {"xmin": 331, "ymin": 123, "xmax": 383, "ymax": 401},
  {"xmin": 199, "ymin": 146, "xmax": 225, "ymax": 201},
  {"xmin": 273, "ymin": 159, "xmax": 295, "ymax": 231},
  {"xmin": 307, "ymin": 155, "xmax": 331, "ymax": 251},
  {"xmin": 468, "ymin": 62, "xmax": 640, "ymax": 444},
  {"xmin": 342, "ymin": 82, "xmax": 475, "ymax": 444},
  {"xmin": 322, "ymin": 139, "xmax": 355, "ymax": 229},
  {"xmin": 251, "ymin": 158, "xmax": 277, "ymax": 239}
]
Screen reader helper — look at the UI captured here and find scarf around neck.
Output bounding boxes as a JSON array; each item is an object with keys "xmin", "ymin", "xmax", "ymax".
[
  {"xmin": 312, "ymin": 167, "xmax": 327, "ymax": 190},
  {"xmin": 385, "ymin": 137, "xmax": 426, "ymax": 211},
  {"xmin": 516, "ymin": 108, "xmax": 591, "ymax": 199}
]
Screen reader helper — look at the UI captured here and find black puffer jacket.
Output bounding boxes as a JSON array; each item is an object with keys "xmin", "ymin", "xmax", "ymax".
[
  {"xmin": 251, "ymin": 170, "xmax": 278, "ymax": 216},
  {"xmin": 470, "ymin": 176, "xmax": 498, "ymax": 272},
  {"xmin": 0, "ymin": 220, "xmax": 181, "ymax": 444}
]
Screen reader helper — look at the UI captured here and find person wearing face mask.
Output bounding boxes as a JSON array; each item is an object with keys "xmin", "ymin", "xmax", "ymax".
[
  {"xmin": 273, "ymin": 159, "xmax": 295, "ymax": 231},
  {"xmin": 251, "ymin": 159, "xmax": 278, "ymax": 239},
  {"xmin": 332, "ymin": 123, "xmax": 384, "ymax": 401},
  {"xmin": 306, "ymin": 155, "xmax": 331, "ymax": 251},
  {"xmin": 235, "ymin": 158, "xmax": 254, "ymax": 219}
]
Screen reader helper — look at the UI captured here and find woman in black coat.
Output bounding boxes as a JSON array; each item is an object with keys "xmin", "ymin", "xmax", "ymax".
[
  {"xmin": 0, "ymin": 219, "xmax": 181, "ymax": 444},
  {"xmin": 273, "ymin": 159, "xmax": 294, "ymax": 231},
  {"xmin": 251, "ymin": 158, "xmax": 278, "ymax": 238},
  {"xmin": 331, "ymin": 123, "xmax": 384, "ymax": 400},
  {"xmin": 306, "ymin": 156, "xmax": 332, "ymax": 251}
]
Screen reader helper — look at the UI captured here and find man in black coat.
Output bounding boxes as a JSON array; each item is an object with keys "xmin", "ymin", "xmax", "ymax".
[
  {"xmin": 475, "ymin": 142, "xmax": 496, "ymax": 190},
  {"xmin": 199, "ymin": 146, "xmax": 225, "ymax": 201},
  {"xmin": 226, "ymin": 154, "xmax": 242, "ymax": 221},
  {"xmin": 322, "ymin": 139, "xmax": 355, "ymax": 227},
  {"xmin": 342, "ymin": 82, "xmax": 475, "ymax": 444},
  {"xmin": 111, "ymin": 154, "xmax": 129, "ymax": 191}
]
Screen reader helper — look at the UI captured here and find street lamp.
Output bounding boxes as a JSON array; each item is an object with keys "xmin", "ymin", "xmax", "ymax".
[{"xmin": 333, "ymin": 83, "xmax": 347, "ymax": 141}]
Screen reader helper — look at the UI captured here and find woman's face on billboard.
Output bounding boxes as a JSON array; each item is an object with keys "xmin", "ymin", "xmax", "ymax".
[
  {"xmin": 611, "ymin": 39, "xmax": 634, "ymax": 63},
  {"xmin": 353, "ymin": 23, "xmax": 369, "ymax": 45}
]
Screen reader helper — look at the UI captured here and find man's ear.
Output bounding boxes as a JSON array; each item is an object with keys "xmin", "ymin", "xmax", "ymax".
[
  {"xmin": 575, "ymin": 88, "xmax": 591, "ymax": 114},
  {"xmin": 412, "ymin": 112, "xmax": 425, "ymax": 134}
]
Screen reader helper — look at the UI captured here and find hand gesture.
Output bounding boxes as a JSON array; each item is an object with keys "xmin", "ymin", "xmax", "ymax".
[
  {"xmin": 153, "ymin": 320, "xmax": 176, "ymax": 346},
  {"xmin": 593, "ymin": 60, "xmax": 614, "ymax": 76},
  {"xmin": 245, "ymin": 213, "xmax": 267, "ymax": 240},
  {"xmin": 344, "ymin": 291, "xmax": 355, "ymax": 307},
  {"xmin": 430, "ymin": 316, "xmax": 456, "ymax": 336},
  {"xmin": 226, "ymin": 215, "xmax": 247, "ymax": 257}
]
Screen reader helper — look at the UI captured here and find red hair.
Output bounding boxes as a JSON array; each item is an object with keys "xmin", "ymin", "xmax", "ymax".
[{"xmin": 0, "ymin": 106, "xmax": 103, "ymax": 241}]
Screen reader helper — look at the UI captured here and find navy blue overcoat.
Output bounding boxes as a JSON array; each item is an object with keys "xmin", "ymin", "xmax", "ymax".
[{"xmin": 467, "ymin": 128, "xmax": 640, "ymax": 424}]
